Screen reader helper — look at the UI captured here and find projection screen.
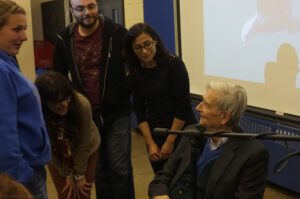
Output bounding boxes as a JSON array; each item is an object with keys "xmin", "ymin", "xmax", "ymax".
[{"xmin": 180, "ymin": 0, "xmax": 300, "ymax": 116}]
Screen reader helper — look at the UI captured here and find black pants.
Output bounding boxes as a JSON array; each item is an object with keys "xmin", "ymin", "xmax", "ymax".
[{"xmin": 94, "ymin": 114, "xmax": 135, "ymax": 199}]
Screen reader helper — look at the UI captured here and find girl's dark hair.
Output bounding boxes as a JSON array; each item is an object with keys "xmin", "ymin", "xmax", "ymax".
[
  {"xmin": 122, "ymin": 23, "xmax": 169, "ymax": 72},
  {"xmin": 35, "ymin": 71, "xmax": 80, "ymax": 165},
  {"xmin": 35, "ymin": 71, "xmax": 73, "ymax": 104}
]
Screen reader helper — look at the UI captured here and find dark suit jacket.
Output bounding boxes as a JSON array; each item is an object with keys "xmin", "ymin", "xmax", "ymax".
[{"xmin": 148, "ymin": 135, "xmax": 269, "ymax": 199}]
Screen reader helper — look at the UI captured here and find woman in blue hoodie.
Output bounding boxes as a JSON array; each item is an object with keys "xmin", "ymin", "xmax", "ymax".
[{"xmin": 0, "ymin": 1, "xmax": 51, "ymax": 198}]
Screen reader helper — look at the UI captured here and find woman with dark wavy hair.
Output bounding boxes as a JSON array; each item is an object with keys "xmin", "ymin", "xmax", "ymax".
[
  {"xmin": 35, "ymin": 71, "xmax": 100, "ymax": 199},
  {"xmin": 123, "ymin": 23, "xmax": 195, "ymax": 173}
]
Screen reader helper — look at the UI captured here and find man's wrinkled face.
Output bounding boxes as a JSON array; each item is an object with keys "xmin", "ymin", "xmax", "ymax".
[
  {"xmin": 70, "ymin": 0, "xmax": 98, "ymax": 28},
  {"xmin": 196, "ymin": 89, "xmax": 229, "ymax": 131}
]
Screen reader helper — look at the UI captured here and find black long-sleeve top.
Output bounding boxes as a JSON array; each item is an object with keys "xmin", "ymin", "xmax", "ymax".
[{"xmin": 129, "ymin": 54, "xmax": 195, "ymax": 130}]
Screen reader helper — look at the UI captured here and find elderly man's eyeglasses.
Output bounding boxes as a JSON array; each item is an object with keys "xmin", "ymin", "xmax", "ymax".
[
  {"xmin": 133, "ymin": 41, "xmax": 154, "ymax": 52},
  {"xmin": 72, "ymin": 3, "xmax": 97, "ymax": 13}
]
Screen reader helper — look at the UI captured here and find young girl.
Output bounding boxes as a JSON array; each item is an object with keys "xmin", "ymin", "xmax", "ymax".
[{"xmin": 35, "ymin": 71, "xmax": 100, "ymax": 199}]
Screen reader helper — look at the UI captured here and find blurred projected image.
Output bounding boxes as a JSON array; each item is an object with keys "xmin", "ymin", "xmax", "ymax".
[
  {"xmin": 242, "ymin": 0, "xmax": 300, "ymax": 42},
  {"xmin": 204, "ymin": 0, "xmax": 300, "ymax": 87}
]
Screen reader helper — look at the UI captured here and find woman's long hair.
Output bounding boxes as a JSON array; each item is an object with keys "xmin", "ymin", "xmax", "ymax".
[
  {"xmin": 35, "ymin": 71, "xmax": 80, "ymax": 165},
  {"xmin": 122, "ymin": 23, "xmax": 169, "ymax": 73}
]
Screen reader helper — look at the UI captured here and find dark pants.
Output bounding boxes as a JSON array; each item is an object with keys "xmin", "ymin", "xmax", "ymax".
[
  {"xmin": 94, "ymin": 114, "xmax": 135, "ymax": 199},
  {"xmin": 24, "ymin": 167, "xmax": 48, "ymax": 199}
]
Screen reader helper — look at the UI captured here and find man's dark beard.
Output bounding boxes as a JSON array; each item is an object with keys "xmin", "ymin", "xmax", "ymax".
[{"xmin": 77, "ymin": 16, "xmax": 98, "ymax": 29}]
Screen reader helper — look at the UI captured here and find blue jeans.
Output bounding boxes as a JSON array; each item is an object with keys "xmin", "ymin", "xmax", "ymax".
[
  {"xmin": 24, "ymin": 167, "xmax": 48, "ymax": 199},
  {"xmin": 95, "ymin": 114, "xmax": 135, "ymax": 199}
]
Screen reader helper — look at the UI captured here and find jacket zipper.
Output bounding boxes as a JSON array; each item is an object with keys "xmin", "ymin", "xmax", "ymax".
[
  {"xmin": 100, "ymin": 36, "xmax": 112, "ymax": 108},
  {"xmin": 99, "ymin": 26, "xmax": 119, "ymax": 109}
]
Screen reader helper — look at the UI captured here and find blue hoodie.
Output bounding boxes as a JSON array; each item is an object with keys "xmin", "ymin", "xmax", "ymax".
[{"xmin": 0, "ymin": 51, "xmax": 51, "ymax": 184}]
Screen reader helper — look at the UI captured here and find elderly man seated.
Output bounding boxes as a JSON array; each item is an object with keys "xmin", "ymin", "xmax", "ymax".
[{"xmin": 148, "ymin": 81, "xmax": 269, "ymax": 199}]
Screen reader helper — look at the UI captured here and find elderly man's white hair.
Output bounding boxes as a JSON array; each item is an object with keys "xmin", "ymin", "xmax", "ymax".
[{"xmin": 207, "ymin": 81, "xmax": 247, "ymax": 127}]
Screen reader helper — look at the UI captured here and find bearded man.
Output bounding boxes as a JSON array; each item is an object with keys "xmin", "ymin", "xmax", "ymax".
[{"xmin": 52, "ymin": 0, "xmax": 134, "ymax": 198}]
